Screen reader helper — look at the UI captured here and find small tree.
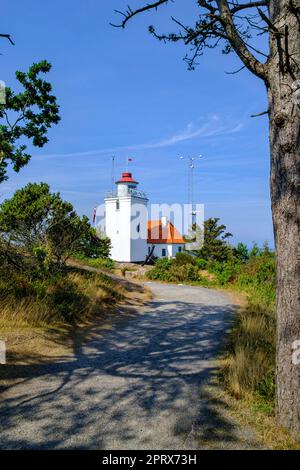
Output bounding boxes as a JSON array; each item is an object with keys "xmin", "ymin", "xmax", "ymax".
[
  {"xmin": 233, "ymin": 242, "xmax": 249, "ymax": 262},
  {"xmin": 196, "ymin": 217, "xmax": 232, "ymax": 262},
  {"xmin": 0, "ymin": 183, "xmax": 91, "ymax": 275},
  {"xmin": 0, "ymin": 61, "xmax": 60, "ymax": 182},
  {"xmin": 77, "ymin": 227, "xmax": 111, "ymax": 259}
]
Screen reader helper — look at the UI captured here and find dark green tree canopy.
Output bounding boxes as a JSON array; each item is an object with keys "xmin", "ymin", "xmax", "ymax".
[
  {"xmin": 0, "ymin": 61, "xmax": 60, "ymax": 182},
  {"xmin": 0, "ymin": 183, "xmax": 100, "ymax": 275},
  {"xmin": 197, "ymin": 217, "xmax": 232, "ymax": 261}
]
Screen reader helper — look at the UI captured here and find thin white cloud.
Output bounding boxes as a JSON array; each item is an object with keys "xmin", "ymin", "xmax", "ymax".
[{"xmin": 35, "ymin": 116, "xmax": 244, "ymax": 160}]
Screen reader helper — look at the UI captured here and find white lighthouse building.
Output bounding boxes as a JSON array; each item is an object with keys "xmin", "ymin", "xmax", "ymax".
[
  {"xmin": 102, "ymin": 171, "xmax": 185, "ymax": 263},
  {"xmin": 104, "ymin": 172, "xmax": 148, "ymax": 262}
]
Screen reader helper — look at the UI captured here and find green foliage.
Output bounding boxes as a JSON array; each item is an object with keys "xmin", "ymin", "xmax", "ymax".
[
  {"xmin": 195, "ymin": 217, "xmax": 232, "ymax": 262},
  {"xmin": 174, "ymin": 251, "xmax": 195, "ymax": 265},
  {"xmin": 0, "ymin": 268, "xmax": 122, "ymax": 324},
  {"xmin": 233, "ymin": 242, "xmax": 249, "ymax": 262},
  {"xmin": 236, "ymin": 251, "xmax": 276, "ymax": 306},
  {"xmin": 0, "ymin": 61, "xmax": 60, "ymax": 182},
  {"xmin": 0, "ymin": 182, "xmax": 92, "ymax": 276},
  {"xmin": 76, "ymin": 227, "xmax": 111, "ymax": 259},
  {"xmin": 209, "ymin": 259, "xmax": 242, "ymax": 285},
  {"xmin": 147, "ymin": 256, "xmax": 205, "ymax": 283},
  {"xmin": 249, "ymin": 242, "xmax": 260, "ymax": 258},
  {"xmin": 194, "ymin": 258, "xmax": 207, "ymax": 269},
  {"xmin": 74, "ymin": 254, "xmax": 115, "ymax": 271},
  {"xmin": 256, "ymin": 370, "xmax": 276, "ymax": 404},
  {"xmin": 147, "ymin": 258, "xmax": 174, "ymax": 281},
  {"xmin": 146, "ymin": 227, "xmax": 276, "ymax": 411},
  {"xmin": 224, "ymin": 298, "xmax": 276, "ymax": 406}
]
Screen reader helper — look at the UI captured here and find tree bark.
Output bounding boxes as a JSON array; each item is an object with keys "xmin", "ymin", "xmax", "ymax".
[{"xmin": 268, "ymin": 0, "xmax": 300, "ymax": 436}]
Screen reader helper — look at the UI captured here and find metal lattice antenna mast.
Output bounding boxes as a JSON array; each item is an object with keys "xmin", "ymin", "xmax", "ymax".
[{"xmin": 179, "ymin": 155, "xmax": 203, "ymax": 224}]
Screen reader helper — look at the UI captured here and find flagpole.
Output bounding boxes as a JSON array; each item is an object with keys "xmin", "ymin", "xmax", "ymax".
[{"xmin": 126, "ymin": 157, "xmax": 133, "ymax": 172}]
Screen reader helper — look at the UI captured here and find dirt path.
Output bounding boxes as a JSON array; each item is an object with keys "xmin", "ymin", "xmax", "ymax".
[{"xmin": 0, "ymin": 281, "xmax": 262, "ymax": 449}]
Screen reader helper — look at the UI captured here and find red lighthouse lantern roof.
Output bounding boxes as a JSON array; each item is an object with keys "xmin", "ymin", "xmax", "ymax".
[{"xmin": 116, "ymin": 172, "xmax": 138, "ymax": 184}]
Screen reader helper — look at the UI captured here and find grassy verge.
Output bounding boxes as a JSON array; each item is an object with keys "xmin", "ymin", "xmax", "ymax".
[
  {"xmin": 146, "ymin": 253, "xmax": 276, "ymax": 407},
  {"xmin": 145, "ymin": 252, "xmax": 300, "ymax": 447},
  {"xmin": 71, "ymin": 254, "xmax": 116, "ymax": 271},
  {"xmin": 0, "ymin": 265, "xmax": 150, "ymax": 385},
  {"xmin": 0, "ymin": 268, "xmax": 123, "ymax": 329}
]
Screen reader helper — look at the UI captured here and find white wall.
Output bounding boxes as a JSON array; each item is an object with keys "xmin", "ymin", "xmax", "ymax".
[
  {"xmin": 150, "ymin": 243, "xmax": 185, "ymax": 259},
  {"xmin": 105, "ymin": 197, "xmax": 131, "ymax": 261},
  {"xmin": 105, "ymin": 195, "xmax": 148, "ymax": 262},
  {"xmin": 130, "ymin": 196, "xmax": 148, "ymax": 262}
]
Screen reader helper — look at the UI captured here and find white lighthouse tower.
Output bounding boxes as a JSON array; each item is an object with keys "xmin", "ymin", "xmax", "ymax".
[{"xmin": 104, "ymin": 171, "xmax": 148, "ymax": 262}]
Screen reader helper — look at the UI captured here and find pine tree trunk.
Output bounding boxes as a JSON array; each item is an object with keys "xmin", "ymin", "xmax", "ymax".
[{"xmin": 268, "ymin": 0, "xmax": 300, "ymax": 436}]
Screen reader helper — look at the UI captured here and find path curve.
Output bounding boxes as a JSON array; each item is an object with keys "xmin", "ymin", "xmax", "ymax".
[{"xmin": 0, "ymin": 281, "xmax": 260, "ymax": 449}]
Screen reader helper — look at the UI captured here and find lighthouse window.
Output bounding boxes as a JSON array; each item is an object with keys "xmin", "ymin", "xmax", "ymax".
[
  {"xmin": 116, "ymin": 200, "xmax": 120, "ymax": 210},
  {"xmin": 162, "ymin": 248, "xmax": 166, "ymax": 257},
  {"xmin": 137, "ymin": 223, "xmax": 140, "ymax": 233}
]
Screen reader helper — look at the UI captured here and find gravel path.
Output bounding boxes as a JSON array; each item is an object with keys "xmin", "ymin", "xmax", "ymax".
[{"xmin": 0, "ymin": 281, "xmax": 261, "ymax": 449}]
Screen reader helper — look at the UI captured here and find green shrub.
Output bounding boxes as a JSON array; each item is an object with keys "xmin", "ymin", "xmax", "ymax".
[
  {"xmin": 147, "ymin": 258, "xmax": 174, "ymax": 281},
  {"xmin": 147, "ymin": 257, "xmax": 200, "ymax": 283},
  {"xmin": 174, "ymin": 252, "xmax": 195, "ymax": 265},
  {"xmin": 194, "ymin": 258, "xmax": 207, "ymax": 269},
  {"xmin": 209, "ymin": 259, "xmax": 242, "ymax": 285},
  {"xmin": 236, "ymin": 253, "xmax": 275, "ymax": 306},
  {"xmin": 169, "ymin": 263, "xmax": 199, "ymax": 282},
  {"xmin": 75, "ymin": 255, "xmax": 115, "ymax": 271}
]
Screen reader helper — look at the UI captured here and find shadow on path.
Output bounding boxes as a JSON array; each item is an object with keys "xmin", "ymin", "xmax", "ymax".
[{"xmin": 0, "ymin": 285, "xmax": 259, "ymax": 449}]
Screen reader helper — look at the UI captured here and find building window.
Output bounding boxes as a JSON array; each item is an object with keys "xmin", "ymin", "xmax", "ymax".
[
  {"xmin": 116, "ymin": 200, "xmax": 120, "ymax": 210},
  {"xmin": 178, "ymin": 246, "xmax": 182, "ymax": 253},
  {"xmin": 162, "ymin": 248, "xmax": 166, "ymax": 257}
]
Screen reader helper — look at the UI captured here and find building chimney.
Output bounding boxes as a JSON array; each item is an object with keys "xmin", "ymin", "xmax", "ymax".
[{"xmin": 161, "ymin": 216, "xmax": 168, "ymax": 227}]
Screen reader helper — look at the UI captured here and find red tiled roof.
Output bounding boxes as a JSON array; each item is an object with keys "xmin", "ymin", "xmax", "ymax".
[{"xmin": 147, "ymin": 220, "xmax": 185, "ymax": 244}]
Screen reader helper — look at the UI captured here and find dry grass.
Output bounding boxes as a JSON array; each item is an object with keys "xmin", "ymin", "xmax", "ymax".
[
  {"xmin": 0, "ymin": 266, "xmax": 151, "ymax": 380},
  {"xmin": 222, "ymin": 301, "xmax": 275, "ymax": 400},
  {"xmin": 212, "ymin": 377, "xmax": 300, "ymax": 450},
  {"xmin": 0, "ymin": 269, "xmax": 125, "ymax": 330}
]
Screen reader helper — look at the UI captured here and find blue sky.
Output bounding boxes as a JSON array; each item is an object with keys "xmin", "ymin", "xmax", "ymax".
[{"xmin": 1, "ymin": 0, "xmax": 273, "ymax": 246}]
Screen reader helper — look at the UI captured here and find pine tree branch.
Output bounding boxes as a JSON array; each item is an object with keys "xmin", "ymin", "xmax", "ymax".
[
  {"xmin": 216, "ymin": 0, "xmax": 267, "ymax": 80},
  {"xmin": 230, "ymin": 1, "xmax": 268, "ymax": 14},
  {"xmin": 0, "ymin": 34, "xmax": 15, "ymax": 45},
  {"xmin": 110, "ymin": 0, "xmax": 170, "ymax": 28}
]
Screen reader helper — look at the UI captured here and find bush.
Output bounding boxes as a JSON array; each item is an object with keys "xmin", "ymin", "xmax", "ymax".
[
  {"xmin": 194, "ymin": 258, "xmax": 207, "ymax": 269},
  {"xmin": 145, "ymin": 240, "xmax": 276, "ymax": 411},
  {"xmin": 74, "ymin": 253, "xmax": 115, "ymax": 271},
  {"xmin": 147, "ymin": 258, "xmax": 174, "ymax": 281},
  {"xmin": 235, "ymin": 252, "xmax": 275, "ymax": 306},
  {"xmin": 209, "ymin": 259, "xmax": 242, "ymax": 285},
  {"xmin": 147, "ymin": 257, "xmax": 200, "ymax": 283},
  {"xmin": 76, "ymin": 227, "xmax": 111, "ymax": 258},
  {"xmin": 0, "ymin": 268, "xmax": 123, "ymax": 326},
  {"xmin": 174, "ymin": 252, "xmax": 195, "ymax": 265},
  {"xmin": 0, "ymin": 183, "xmax": 93, "ymax": 276}
]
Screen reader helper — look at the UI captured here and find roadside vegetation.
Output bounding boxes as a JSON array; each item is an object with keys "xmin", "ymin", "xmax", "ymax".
[
  {"xmin": 0, "ymin": 182, "xmax": 118, "ymax": 329},
  {"xmin": 147, "ymin": 218, "xmax": 276, "ymax": 415}
]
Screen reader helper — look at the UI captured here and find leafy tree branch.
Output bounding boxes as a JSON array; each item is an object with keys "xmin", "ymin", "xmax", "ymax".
[{"xmin": 0, "ymin": 60, "xmax": 60, "ymax": 182}]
